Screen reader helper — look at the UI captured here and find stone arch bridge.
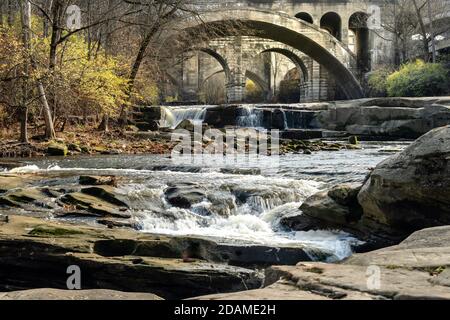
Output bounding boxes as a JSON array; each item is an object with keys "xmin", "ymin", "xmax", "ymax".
[{"xmin": 165, "ymin": 1, "xmax": 383, "ymax": 103}]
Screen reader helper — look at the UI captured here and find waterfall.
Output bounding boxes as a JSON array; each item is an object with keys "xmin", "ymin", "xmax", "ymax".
[
  {"xmin": 161, "ymin": 106, "xmax": 209, "ymax": 129},
  {"xmin": 236, "ymin": 106, "xmax": 264, "ymax": 128}
]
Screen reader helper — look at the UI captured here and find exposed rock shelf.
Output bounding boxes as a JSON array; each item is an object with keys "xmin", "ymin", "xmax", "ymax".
[
  {"xmin": 0, "ymin": 215, "xmax": 264, "ymax": 299},
  {"xmin": 192, "ymin": 225, "xmax": 450, "ymax": 300},
  {"xmin": 136, "ymin": 97, "xmax": 450, "ymax": 140}
]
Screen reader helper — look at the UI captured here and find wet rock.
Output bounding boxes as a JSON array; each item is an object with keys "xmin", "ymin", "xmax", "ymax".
[
  {"xmin": 175, "ymin": 119, "xmax": 196, "ymax": 131},
  {"xmin": 97, "ymin": 218, "xmax": 141, "ymax": 230},
  {"xmin": 192, "ymin": 225, "xmax": 450, "ymax": 300},
  {"xmin": 204, "ymin": 105, "xmax": 238, "ymax": 128},
  {"xmin": 0, "ymin": 216, "xmax": 263, "ymax": 299},
  {"xmin": 0, "ymin": 288, "xmax": 162, "ymax": 300},
  {"xmin": 47, "ymin": 142, "xmax": 68, "ymax": 156},
  {"xmin": 272, "ymin": 109, "xmax": 287, "ymax": 130},
  {"xmin": 358, "ymin": 125, "xmax": 450, "ymax": 238},
  {"xmin": 79, "ymin": 175, "xmax": 118, "ymax": 186},
  {"xmin": 348, "ymin": 136, "xmax": 359, "ymax": 145},
  {"xmin": 0, "ymin": 175, "xmax": 26, "ymax": 193},
  {"xmin": 281, "ymin": 184, "xmax": 364, "ymax": 236},
  {"xmin": 68, "ymin": 143, "xmax": 82, "ymax": 153},
  {"xmin": 60, "ymin": 190, "xmax": 131, "ymax": 219},
  {"xmin": 0, "ymin": 188, "xmax": 56, "ymax": 210},
  {"xmin": 164, "ymin": 183, "xmax": 207, "ymax": 209},
  {"xmin": 81, "ymin": 186, "xmax": 129, "ymax": 208},
  {"xmin": 315, "ymin": 97, "xmax": 450, "ymax": 139}
]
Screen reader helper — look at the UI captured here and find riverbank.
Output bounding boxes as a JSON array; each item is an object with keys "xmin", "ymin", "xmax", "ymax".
[
  {"xmin": 0, "ymin": 124, "xmax": 365, "ymax": 161},
  {"xmin": 0, "ymin": 126, "xmax": 176, "ymax": 159}
]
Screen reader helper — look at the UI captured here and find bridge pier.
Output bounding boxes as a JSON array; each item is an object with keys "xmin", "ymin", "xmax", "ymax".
[{"xmin": 226, "ymin": 82, "xmax": 246, "ymax": 103}]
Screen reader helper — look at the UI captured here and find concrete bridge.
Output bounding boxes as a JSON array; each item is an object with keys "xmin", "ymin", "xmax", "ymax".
[{"xmin": 164, "ymin": 1, "xmax": 388, "ymax": 103}]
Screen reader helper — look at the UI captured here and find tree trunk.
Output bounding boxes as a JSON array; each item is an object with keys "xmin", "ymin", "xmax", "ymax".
[
  {"xmin": 19, "ymin": 107, "xmax": 29, "ymax": 143},
  {"xmin": 7, "ymin": 0, "xmax": 15, "ymax": 26},
  {"xmin": 119, "ymin": 27, "xmax": 158, "ymax": 124},
  {"xmin": 49, "ymin": 0, "xmax": 63, "ymax": 70},
  {"xmin": 427, "ymin": 0, "xmax": 436, "ymax": 63},
  {"xmin": 98, "ymin": 114, "xmax": 110, "ymax": 132},
  {"xmin": 37, "ymin": 82, "xmax": 56, "ymax": 139},
  {"xmin": 0, "ymin": 1, "xmax": 4, "ymax": 27},
  {"xmin": 21, "ymin": 0, "xmax": 56, "ymax": 140},
  {"xmin": 43, "ymin": 0, "xmax": 53, "ymax": 37},
  {"xmin": 19, "ymin": 0, "xmax": 30, "ymax": 143},
  {"xmin": 412, "ymin": 0, "xmax": 431, "ymax": 61}
]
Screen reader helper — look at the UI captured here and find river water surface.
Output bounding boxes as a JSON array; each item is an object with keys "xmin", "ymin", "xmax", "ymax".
[{"xmin": 5, "ymin": 141, "xmax": 409, "ymax": 261}]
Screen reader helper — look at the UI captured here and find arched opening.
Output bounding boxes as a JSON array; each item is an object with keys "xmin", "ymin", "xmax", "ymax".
[
  {"xmin": 320, "ymin": 12, "xmax": 342, "ymax": 41},
  {"xmin": 260, "ymin": 48, "xmax": 309, "ymax": 102},
  {"xmin": 245, "ymin": 71, "xmax": 267, "ymax": 103},
  {"xmin": 261, "ymin": 48, "xmax": 308, "ymax": 83},
  {"xmin": 180, "ymin": 48, "xmax": 230, "ymax": 103},
  {"xmin": 245, "ymin": 70, "xmax": 270, "ymax": 102},
  {"xmin": 295, "ymin": 12, "xmax": 313, "ymax": 24},
  {"xmin": 198, "ymin": 48, "xmax": 231, "ymax": 82},
  {"xmin": 349, "ymin": 12, "xmax": 371, "ymax": 72},
  {"xmin": 199, "ymin": 70, "xmax": 226, "ymax": 104},
  {"xmin": 278, "ymin": 68, "xmax": 301, "ymax": 103}
]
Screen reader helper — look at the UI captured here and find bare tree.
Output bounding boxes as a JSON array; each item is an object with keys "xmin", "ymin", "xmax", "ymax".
[{"xmin": 0, "ymin": 1, "xmax": 4, "ymax": 27}]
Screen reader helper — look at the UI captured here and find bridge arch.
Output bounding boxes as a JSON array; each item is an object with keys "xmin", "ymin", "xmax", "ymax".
[
  {"xmin": 261, "ymin": 48, "xmax": 309, "ymax": 83},
  {"xmin": 173, "ymin": 9, "xmax": 363, "ymax": 100},
  {"xmin": 295, "ymin": 12, "xmax": 313, "ymax": 24},
  {"xmin": 196, "ymin": 48, "xmax": 232, "ymax": 84},
  {"xmin": 245, "ymin": 70, "xmax": 270, "ymax": 94},
  {"xmin": 320, "ymin": 12, "xmax": 342, "ymax": 41},
  {"xmin": 349, "ymin": 12, "xmax": 370, "ymax": 72}
]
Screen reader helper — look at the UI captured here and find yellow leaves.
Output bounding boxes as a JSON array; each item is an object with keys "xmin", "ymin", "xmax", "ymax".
[
  {"xmin": 0, "ymin": 29, "xmax": 26, "ymax": 77},
  {"xmin": 48, "ymin": 35, "xmax": 130, "ymax": 116}
]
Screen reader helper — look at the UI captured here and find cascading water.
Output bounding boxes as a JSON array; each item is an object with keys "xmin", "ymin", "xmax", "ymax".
[
  {"xmin": 161, "ymin": 106, "xmax": 210, "ymax": 129},
  {"xmin": 236, "ymin": 105, "xmax": 265, "ymax": 128}
]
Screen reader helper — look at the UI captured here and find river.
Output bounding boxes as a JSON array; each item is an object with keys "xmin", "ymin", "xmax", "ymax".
[{"xmin": 2, "ymin": 140, "xmax": 411, "ymax": 262}]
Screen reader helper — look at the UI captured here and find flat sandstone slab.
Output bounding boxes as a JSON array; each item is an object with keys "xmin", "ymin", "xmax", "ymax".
[{"xmin": 0, "ymin": 288, "xmax": 162, "ymax": 300}]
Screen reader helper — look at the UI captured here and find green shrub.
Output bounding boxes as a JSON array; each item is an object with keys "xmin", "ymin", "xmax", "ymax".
[
  {"xmin": 386, "ymin": 60, "xmax": 450, "ymax": 97},
  {"xmin": 367, "ymin": 66, "xmax": 393, "ymax": 97}
]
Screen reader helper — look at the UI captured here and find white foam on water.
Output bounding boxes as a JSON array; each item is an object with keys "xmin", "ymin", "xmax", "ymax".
[
  {"xmin": 161, "ymin": 105, "xmax": 211, "ymax": 129},
  {"xmin": 8, "ymin": 165, "xmax": 41, "ymax": 173},
  {"xmin": 7, "ymin": 160, "xmax": 361, "ymax": 261}
]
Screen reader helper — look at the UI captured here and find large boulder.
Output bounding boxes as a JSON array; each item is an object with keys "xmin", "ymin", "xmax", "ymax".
[
  {"xmin": 164, "ymin": 182, "xmax": 207, "ymax": 209},
  {"xmin": 283, "ymin": 125, "xmax": 450, "ymax": 248},
  {"xmin": 358, "ymin": 125, "xmax": 450, "ymax": 237},
  {"xmin": 47, "ymin": 142, "xmax": 68, "ymax": 156},
  {"xmin": 281, "ymin": 183, "xmax": 363, "ymax": 232}
]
